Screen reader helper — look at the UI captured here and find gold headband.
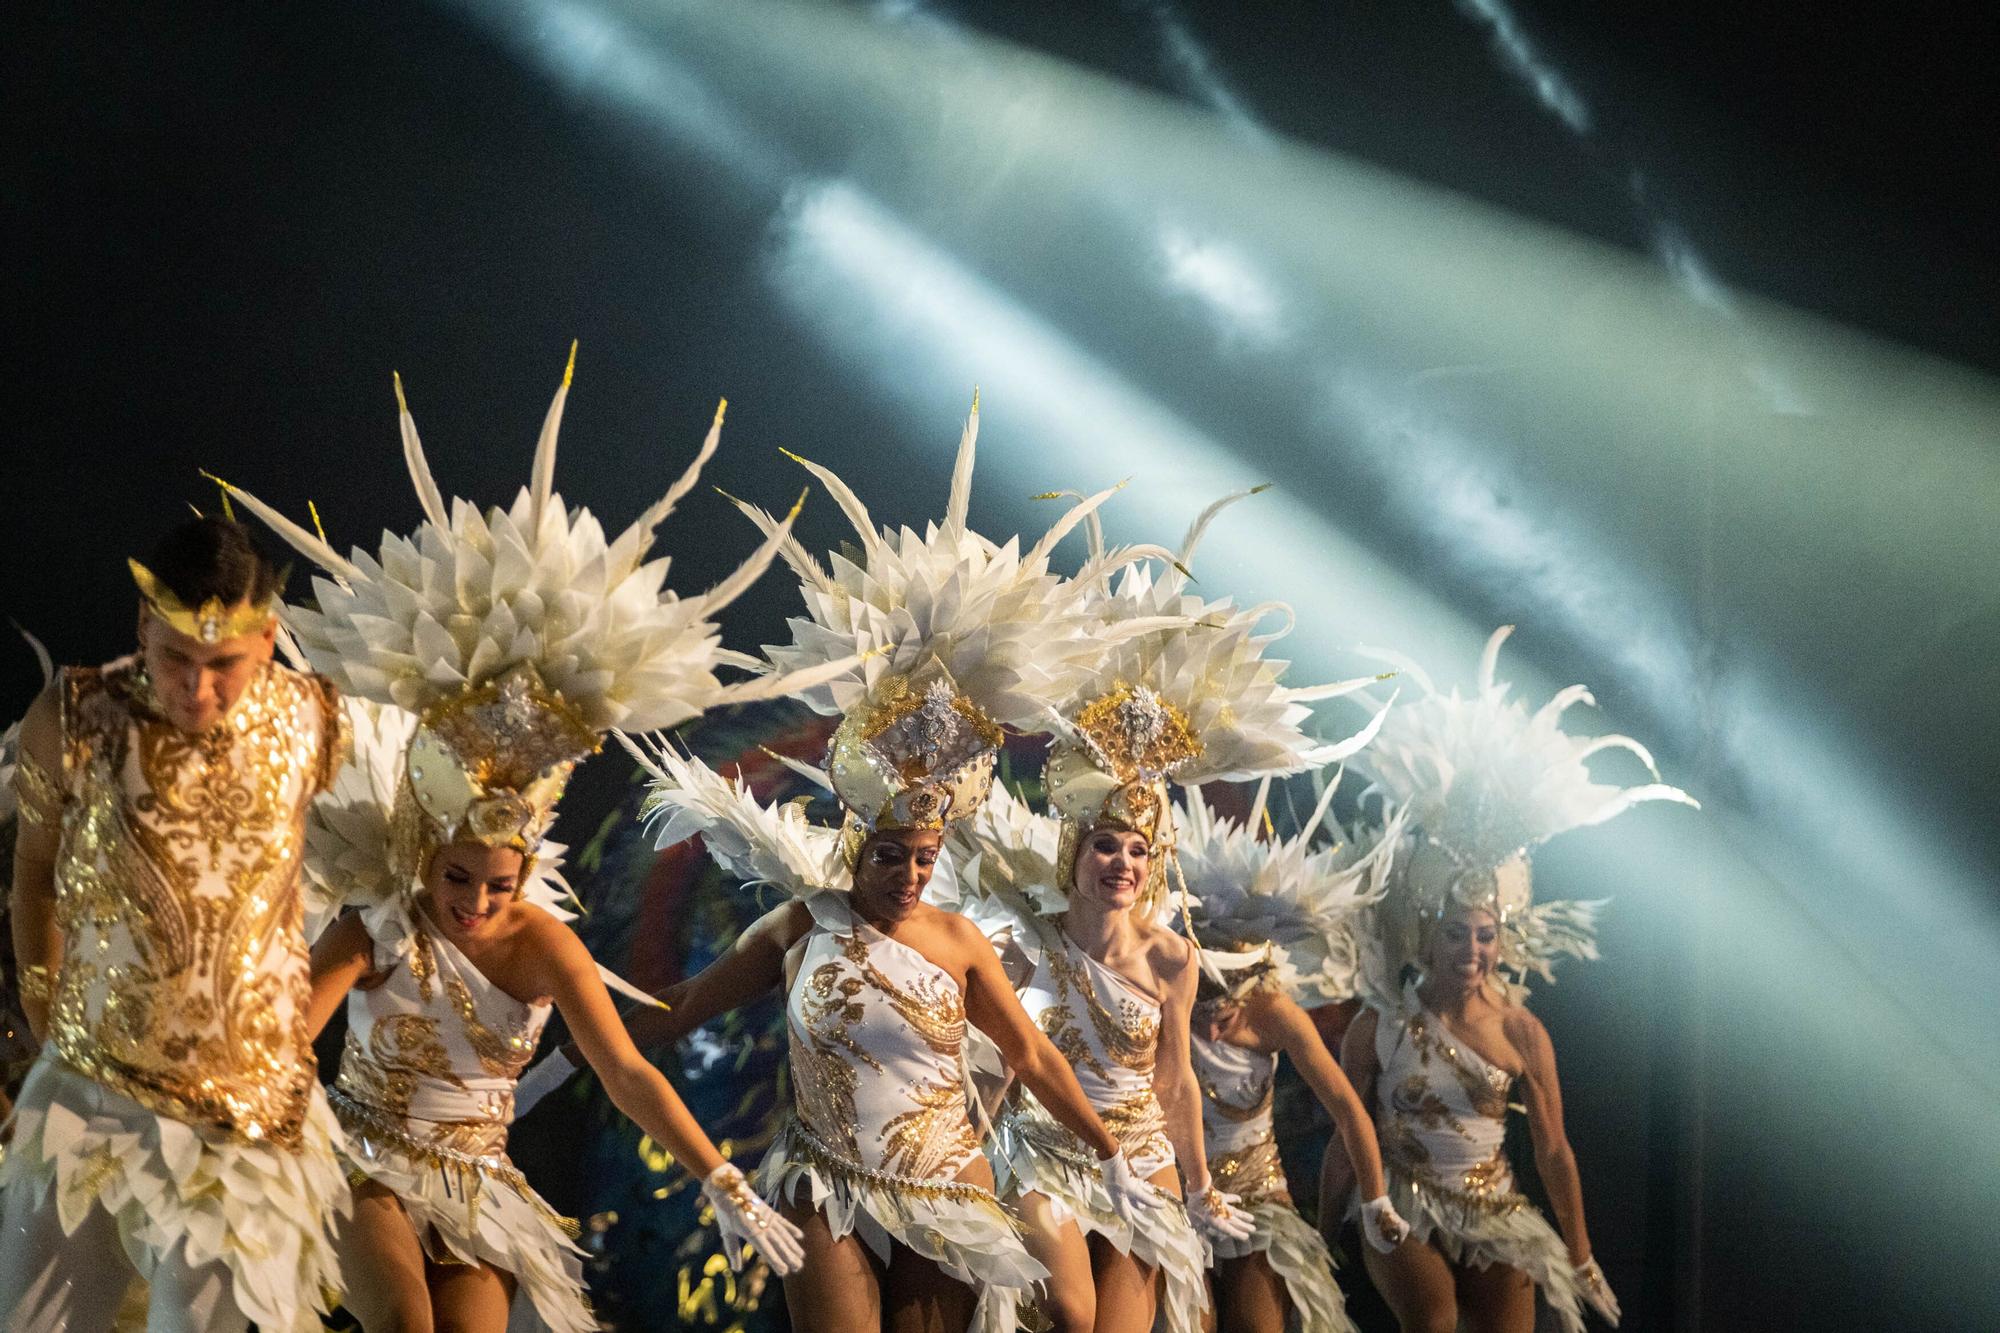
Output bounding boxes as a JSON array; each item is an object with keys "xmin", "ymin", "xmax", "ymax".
[{"xmin": 129, "ymin": 559, "xmax": 279, "ymax": 644}]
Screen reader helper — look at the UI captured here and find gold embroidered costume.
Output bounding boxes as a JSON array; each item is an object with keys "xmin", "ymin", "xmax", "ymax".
[
  {"xmin": 1191, "ymin": 1031, "xmax": 1357, "ymax": 1333},
  {"xmin": 950, "ymin": 487, "xmax": 1390, "ymax": 1333},
  {"xmin": 1348, "ymin": 627, "xmax": 1698, "ymax": 1332},
  {"xmin": 0, "ymin": 656, "xmax": 348, "ymax": 1333},
  {"xmin": 635, "ymin": 394, "xmax": 1155, "ymax": 1327},
  {"xmin": 228, "ymin": 348, "xmax": 832, "ymax": 1330},
  {"xmin": 1366, "ymin": 986, "xmax": 1590, "ymax": 1332},
  {"xmin": 332, "ymin": 895, "xmax": 587, "ymax": 1332}
]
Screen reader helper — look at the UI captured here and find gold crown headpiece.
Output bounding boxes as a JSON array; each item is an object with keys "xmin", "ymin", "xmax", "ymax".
[
  {"xmin": 1046, "ymin": 681, "xmax": 1200, "ymax": 844},
  {"xmin": 129, "ymin": 559, "xmax": 282, "ymax": 645},
  {"xmin": 828, "ymin": 672, "xmax": 1005, "ymax": 863},
  {"xmin": 1044, "ymin": 681, "xmax": 1204, "ymax": 908},
  {"xmin": 389, "ymin": 662, "xmax": 600, "ymax": 883}
]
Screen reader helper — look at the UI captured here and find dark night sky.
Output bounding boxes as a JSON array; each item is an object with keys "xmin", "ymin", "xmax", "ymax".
[{"xmin": 4, "ymin": 3, "xmax": 1997, "ymax": 1328}]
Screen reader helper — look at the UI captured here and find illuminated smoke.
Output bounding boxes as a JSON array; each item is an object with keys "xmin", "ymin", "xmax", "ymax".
[{"xmin": 1455, "ymin": 0, "xmax": 1594, "ymax": 134}]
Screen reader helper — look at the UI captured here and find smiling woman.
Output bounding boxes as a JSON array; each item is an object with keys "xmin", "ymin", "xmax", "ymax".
[
  {"xmin": 513, "ymin": 396, "xmax": 1173, "ymax": 1333},
  {"xmin": 427, "ymin": 842, "xmax": 528, "ymax": 942},
  {"xmin": 850, "ymin": 827, "xmax": 944, "ymax": 922},
  {"xmin": 229, "ymin": 352, "xmax": 826, "ymax": 1332}
]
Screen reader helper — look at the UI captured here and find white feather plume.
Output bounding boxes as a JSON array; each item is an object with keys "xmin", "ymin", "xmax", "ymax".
[
  {"xmin": 1362, "ymin": 625, "xmax": 1698, "ymax": 867},
  {"xmin": 301, "ymin": 694, "xmax": 418, "ymax": 923},
  {"xmin": 225, "ymin": 358, "xmax": 834, "ymax": 734},
  {"xmin": 302, "ymin": 694, "xmax": 658, "ymax": 1005},
  {"xmin": 945, "ymin": 782, "xmax": 1071, "ymax": 917},
  {"xmin": 731, "ymin": 396, "xmax": 1165, "ymax": 727},
  {"xmin": 0, "ymin": 630, "xmax": 52, "ymax": 830},
  {"xmin": 1051, "ymin": 490, "xmax": 1393, "ymax": 782},
  {"xmin": 619, "ymin": 733, "xmax": 849, "ymax": 899},
  {"xmin": 1178, "ymin": 784, "xmax": 1405, "ymax": 1007}
]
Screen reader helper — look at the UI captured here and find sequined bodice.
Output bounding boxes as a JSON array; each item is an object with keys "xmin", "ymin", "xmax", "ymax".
[
  {"xmin": 785, "ymin": 893, "xmax": 983, "ymax": 1180},
  {"xmin": 1374, "ymin": 992, "xmax": 1517, "ymax": 1204},
  {"xmin": 1192, "ymin": 1033, "xmax": 1275, "ymax": 1150},
  {"xmin": 1192, "ymin": 1033, "xmax": 1289, "ymax": 1204},
  {"xmin": 1015, "ymin": 930, "xmax": 1173, "ymax": 1169},
  {"xmin": 336, "ymin": 900, "xmax": 549, "ymax": 1144},
  {"xmin": 43, "ymin": 659, "xmax": 341, "ymax": 1145}
]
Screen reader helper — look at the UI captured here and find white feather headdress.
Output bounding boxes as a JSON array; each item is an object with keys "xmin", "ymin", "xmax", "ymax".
[
  {"xmin": 0, "ymin": 631, "xmax": 53, "ymax": 832},
  {"xmin": 1180, "ymin": 779, "xmax": 1404, "ymax": 1008},
  {"xmin": 726, "ymin": 394, "xmax": 1158, "ymax": 842},
  {"xmin": 617, "ymin": 733, "xmax": 973, "ymax": 910},
  {"xmin": 1360, "ymin": 625, "xmax": 1698, "ymax": 992},
  {"xmin": 300, "ymin": 693, "xmax": 659, "ymax": 1005},
  {"xmin": 1037, "ymin": 488, "xmax": 1395, "ymax": 911},
  {"xmin": 226, "ymin": 348, "xmax": 845, "ymax": 880}
]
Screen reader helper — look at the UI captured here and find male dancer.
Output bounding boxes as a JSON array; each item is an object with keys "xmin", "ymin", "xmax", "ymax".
[{"xmin": 2, "ymin": 516, "xmax": 349, "ymax": 1333}]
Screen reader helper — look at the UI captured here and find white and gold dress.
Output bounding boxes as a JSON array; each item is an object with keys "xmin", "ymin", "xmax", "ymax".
[
  {"xmin": 0, "ymin": 659, "xmax": 348, "ymax": 1333},
  {"xmin": 992, "ymin": 924, "xmax": 1209, "ymax": 1333},
  {"xmin": 761, "ymin": 892, "xmax": 1044, "ymax": 1322},
  {"xmin": 1192, "ymin": 1034, "xmax": 1357, "ymax": 1333},
  {"xmin": 1362, "ymin": 987, "xmax": 1584, "ymax": 1333},
  {"xmin": 331, "ymin": 897, "xmax": 590, "ymax": 1333}
]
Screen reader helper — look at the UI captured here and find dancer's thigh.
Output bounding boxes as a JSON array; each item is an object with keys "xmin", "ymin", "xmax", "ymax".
[
  {"xmin": 0, "ymin": 1180, "xmax": 136, "ymax": 1333},
  {"xmin": 1361, "ymin": 1235, "xmax": 1457, "ymax": 1333},
  {"xmin": 1012, "ymin": 1190, "xmax": 1094, "ymax": 1333},
  {"xmin": 145, "ymin": 1238, "xmax": 247, "ymax": 1333},
  {"xmin": 1086, "ymin": 1230, "xmax": 1158, "ymax": 1333},
  {"xmin": 1213, "ymin": 1253, "xmax": 1289, "ymax": 1333},
  {"xmin": 427, "ymin": 1255, "xmax": 515, "ymax": 1333},
  {"xmin": 334, "ymin": 1181, "xmax": 435, "ymax": 1333},
  {"xmin": 780, "ymin": 1195, "xmax": 883, "ymax": 1333},
  {"xmin": 1090, "ymin": 1163, "xmax": 1180, "ymax": 1333},
  {"xmin": 1452, "ymin": 1256, "xmax": 1536, "ymax": 1333},
  {"xmin": 882, "ymin": 1246, "xmax": 977, "ymax": 1333}
]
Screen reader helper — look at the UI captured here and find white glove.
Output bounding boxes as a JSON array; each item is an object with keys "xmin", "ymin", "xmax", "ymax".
[
  {"xmin": 1096, "ymin": 1150, "xmax": 1168, "ymax": 1228},
  {"xmin": 1574, "ymin": 1256, "xmax": 1621, "ymax": 1326},
  {"xmin": 1358, "ymin": 1194, "xmax": 1410, "ymax": 1252},
  {"xmin": 510, "ymin": 1048, "xmax": 579, "ymax": 1118},
  {"xmin": 702, "ymin": 1164, "xmax": 806, "ymax": 1277},
  {"xmin": 1186, "ymin": 1183, "xmax": 1256, "ymax": 1243}
]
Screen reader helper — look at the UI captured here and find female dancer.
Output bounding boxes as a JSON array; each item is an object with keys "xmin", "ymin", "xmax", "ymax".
[
  {"xmin": 618, "ymin": 745, "xmax": 1164, "ymax": 1333},
  {"xmin": 229, "ymin": 354, "xmax": 824, "ymax": 1330},
  {"xmin": 532, "ymin": 396, "xmax": 1172, "ymax": 1333},
  {"xmin": 1327, "ymin": 627, "xmax": 1696, "ymax": 1333},
  {"xmin": 954, "ymin": 495, "xmax": 1391, "ymax": 1333},
  {"xmin": 1174, "ymin": 784, "xmax": 1410, "ymax": 1333}
]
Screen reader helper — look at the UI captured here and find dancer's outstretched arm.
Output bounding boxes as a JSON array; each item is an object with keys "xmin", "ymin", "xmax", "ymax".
[
  {"xmin": 551, "ymin": 899, "xmax": 808, "ymax": 1066},
  {"xmin": 1509, "ymin": 1007, "xmax": 1618, "ymax": 1321},
  {"xmin": 1150, "ymin": 933, "xmax": 1212, "ymax": 1191},
  {"xmin": 1323, "ymin": 1008, "xmax": 1383, "ymax": 1210},
  {"xmin": 1508, "ymin": 1009, "xmax": 1591, "ymax": 1265},
  {"xmin": 1249, "ymin": 988, "xmax": 1387, "ymax": 1200},
  {"xmin": 524, "ymin": 911, "xmax": 738, "ymax": 1176},
  {"xmin": 519, "ymin": 908, "xmax": 806, "ymax": 1272}
]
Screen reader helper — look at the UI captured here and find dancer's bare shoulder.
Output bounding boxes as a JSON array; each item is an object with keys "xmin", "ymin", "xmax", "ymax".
[{"xmin": 1136, "ymin": 918, "xmax": 1196, "ymax": 984}]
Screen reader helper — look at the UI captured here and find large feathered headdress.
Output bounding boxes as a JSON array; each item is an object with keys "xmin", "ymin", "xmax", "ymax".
[
  {"xmin": 1180, "ymin": 779, "xmax": 1405, "ymax": 1007},
  {"xmin": 1038, "ymin": 488, "xmax": 1394, "ymax": 911},
  {"xmin": 226, "ymin": 347, "xmax": 839, "ymax": 884},
  {"xmin": 1361, "ymin": 625, "xmax": 1698, "ymax": 991},
  {"xmin": 725, "ymin": 394, "xmax": 1156, "ymax": 857}
]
